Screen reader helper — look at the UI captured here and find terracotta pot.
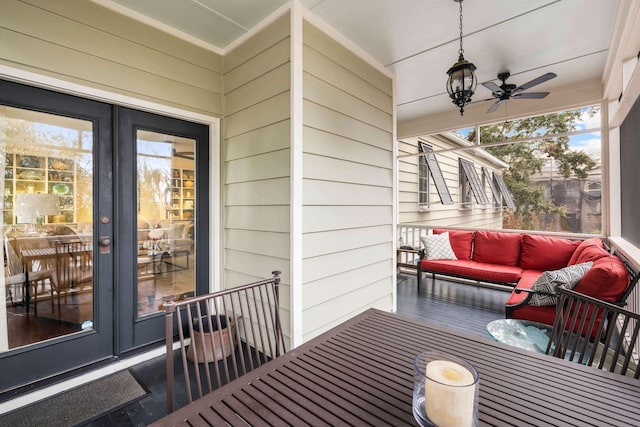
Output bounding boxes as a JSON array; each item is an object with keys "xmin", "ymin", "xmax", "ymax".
[{"xmin": 187, "ymin": 315, "xmax": 235, "ymax": 363}]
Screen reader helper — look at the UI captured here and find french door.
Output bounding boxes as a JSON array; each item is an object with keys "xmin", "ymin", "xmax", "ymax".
[
  {"xmin": 0, "ymin": 80, "xmax": 113, "ymax": 391},
  {"xmin": 115, "ymin": 107, "xmax": 209, "ymax": 351},
  {"xmin": 0, "ymin": 80, "xmax": 210, "ymax": 391}
]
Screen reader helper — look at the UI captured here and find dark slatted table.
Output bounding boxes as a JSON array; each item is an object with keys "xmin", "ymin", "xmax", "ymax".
[{"xmin": 152, "ymin": 308, "xmax": 640, "ymax": 426}]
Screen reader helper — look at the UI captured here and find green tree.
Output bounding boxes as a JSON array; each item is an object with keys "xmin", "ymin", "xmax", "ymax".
[{"xmin": 468, "ymin": 108, "xmax": 597, "ymax": 230}]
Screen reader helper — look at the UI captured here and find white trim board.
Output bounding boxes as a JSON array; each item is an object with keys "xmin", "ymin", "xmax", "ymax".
[{"xmin": 290, "ymin": 0, "xmax": 304, "ymax": 348}]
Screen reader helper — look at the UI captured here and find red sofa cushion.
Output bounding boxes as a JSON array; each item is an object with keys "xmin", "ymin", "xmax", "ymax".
[
  {"xmin": 519, "ymin": 234, "xmax": 580, "ymax": 271},
  {"xmin": 509, "ymin": 304, "xmax": 557, "ymax": 327},
  {"xmin": 505, "ymin": 270, "xmax": 544, "ymax": 306},
  {"xmin": 473, "ymin": 231, "xmax": 522, "ymax": 266},
  {"xmin": 507, "ymin": 270, "xmax": 560, "ymax": 326},
  {"xmin": 574, "ymin": 255, "xmax": 630, "ymax": 302},
  {"xmin": 568, "ymin": 237, "xmax": 605, "ymax": 265},
  {"xmin": 433, "ymin": 228, "xmax": 474, "ymax": 260},
  {"xmin": 420, "ymin": 259, "xmax": 522, "ymax": 284}
]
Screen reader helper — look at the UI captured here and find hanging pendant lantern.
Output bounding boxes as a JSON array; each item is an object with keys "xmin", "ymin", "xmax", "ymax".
[{"xmin": 446, "ymin": 0, "xmax": 477, "ymax": 116}]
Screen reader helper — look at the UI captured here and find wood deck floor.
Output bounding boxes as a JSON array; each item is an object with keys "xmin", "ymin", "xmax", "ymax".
[{"xmin": 54, "ymin": 273, "xmax": 511, "ymax": 425}]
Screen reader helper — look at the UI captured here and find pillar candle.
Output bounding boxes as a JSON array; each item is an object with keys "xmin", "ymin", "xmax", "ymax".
[{"xmin": 425, "ymin": 359, "xmax": 477, "ymax": 427}]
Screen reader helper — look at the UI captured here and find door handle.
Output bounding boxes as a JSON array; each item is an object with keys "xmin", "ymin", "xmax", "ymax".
[{"xmin": 99, "ymin": 236, "xmax": 111, "ymax": 254}]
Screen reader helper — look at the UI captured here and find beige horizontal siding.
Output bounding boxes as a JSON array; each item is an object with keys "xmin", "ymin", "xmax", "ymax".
[
  {"xmin": 302, "ymin": 243, "xmax": 392, "ymax": 285},
  {"xmin": 303, "ymin": 206, "xmax": 392, "ymax": 234},
  {"xmin": 20, "ymin": 0, "xmax": 222, "ymax": 72},
  {"xmin": 224, "ymin": 38, "xmax": 291, "ymax": 93},
  {"xmin": 2, "ymin": 0, "xmax": 223, "ymax": 116},
  {"xmin": 225, "ymin": 63, "xmax": 290, "ymax": 115},
  {"xmin": 301, "ymin": 277, "xmax": 393, "ymax": 338},
  {"xmin": 225, "ymin": 120, "xmax": 291, "ymax": 161},
  {"xmin": 303, "ymin": 153, "xmax": 392, "ymax": 187},
  {"xmin": 226, "ymin": 250, "xmax": 290, "ymax": 280},
  {"xmin": 303, "ymin": 101, "xmax": 391, "ymax": 150},
  {"xmin": 302, "ymin": 225, "xmax": 393, "ymax": 258},
  {"xmin": 223, "ymin": 12, "xmax": 290, "ymax": 72},
  {"xmin": 303, "ymin": 180, "xmax": 392, "ymax": 206},
  {"xmin": 226, "ymin": 177, "xmax": 291, "ymax": 205},
  {"xmin": 303, "ymin": 45, "xmax": 392, "ymax": 115},
  {"xmin": 300, "ymin": 20, "xmax": 394, "ymax": 340},
  {"xmin": 222, "ymin": 13, "xmax": 292, "ymax": 347},
  {"xmin": 225, "ymin": 229, "xmax": 290, "ymax": 259},
  {"xmin": 303, "ymin": 21, "xmax": 391, "ymax": 96},
  {"xmin": 303, "ymin": 261, "xmax": 392, "ymax": 308},
  {"xmin": 225, "ymin": 149, "xmax": 290, "ymax": 183},
  {"xmin": 303, "ymin": 73, "xmax": 392, "ymax": 131},
  {"xmin": 225, "ymin": 205, "xmax": 290, "ymax": 233},
  {"xmin": 303, "ymin": 127, "xmax": 391, "ymax": 169},
  {"xmin": 224, "ymin": 92, "xmax": 290, "ymax": 139}
]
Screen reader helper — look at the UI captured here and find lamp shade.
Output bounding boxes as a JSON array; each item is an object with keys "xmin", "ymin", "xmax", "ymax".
[{"xmin": 14, "ymin": 193, "xmax": 60, "ymax": 223}]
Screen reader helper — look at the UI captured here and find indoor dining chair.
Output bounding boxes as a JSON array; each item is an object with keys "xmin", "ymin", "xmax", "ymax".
[
  {"xmin": 547, "ymin": 287, "xmax": 640, "ymax": 378},
  {"xmin": 163, "ymin": 270, "xmax": 286, "ymax": 413},
  {"xmin": 53, "ymin": 240, "xmax": 93, "ymax": 316},
  {"xmin": 4, "ymin": 236, "xmax": 57, "ymax": 315}
]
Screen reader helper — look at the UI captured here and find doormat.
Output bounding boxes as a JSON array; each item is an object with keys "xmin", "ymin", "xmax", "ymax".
[{"xmin": 0, "ymin": 370, "xmax": 148, "ymax": 427}]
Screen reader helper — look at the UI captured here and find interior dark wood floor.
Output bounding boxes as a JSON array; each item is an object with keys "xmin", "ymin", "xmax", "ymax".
[{"xmin": 6, "ymin": 272, "xmax": 510, "ymax": 426}]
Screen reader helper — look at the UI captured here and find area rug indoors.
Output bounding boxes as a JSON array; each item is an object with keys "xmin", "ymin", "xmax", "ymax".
[{"xmin": 0, "ymin": 370, "xmax": 148, "ymax": 427}]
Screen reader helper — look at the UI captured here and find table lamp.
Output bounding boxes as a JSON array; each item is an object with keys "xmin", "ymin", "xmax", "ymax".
[{"xmin": 14, "ymin": 193, "xmax": 61, "ymax": 231}]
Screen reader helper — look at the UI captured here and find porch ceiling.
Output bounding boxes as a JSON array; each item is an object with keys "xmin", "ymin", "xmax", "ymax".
[{"xmin": 97, "ymin": 0, "xmax": 619, "ymax": 131}]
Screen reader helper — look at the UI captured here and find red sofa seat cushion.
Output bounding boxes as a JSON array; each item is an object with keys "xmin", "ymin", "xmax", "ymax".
[
  {"xmin": 568, "ymin": 237, "xmax": 605, "ymax": 265},
  {"xmin": 507, "ymin": 270, "xmax": 556, "ymax": 325},
  {"xmin": 509, "ymin": 304, "xmax": 557, "ymax": 327},
  {"xmin": 473, "ymin": 231, "xmax": 522, "ymax": 266},
  {"xmin": 505, "ymin": 270, "xmax": 544, "ymax": 306},
  {"xmin": 420, "ymin": 259, "xmax": 522, "ymax": 284},
  {"xmin": 574, "ymin": 255, "xmax": 630, "ymax": 302},
  {"xmin": 519, "ymin": 234, "xmax": 580, "ymax": 271},
  {"xmin": 433, "ymin": 228, "xmax": 474, "ymax": 260}
]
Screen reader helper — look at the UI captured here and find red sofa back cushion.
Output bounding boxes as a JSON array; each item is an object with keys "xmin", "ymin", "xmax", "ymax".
[
  {"xmin": 574, "ymin": 255, "xmax": 630, "ymax": 302},
  {"xmin": 473, "ymin": 231, "xmax": 522, "ymax": 266},
  {"xmin": 568, "ymin": 238, "xmax": 605, "ymax": 265},
  {"xmin": 433, "ymin": 229, "xmax": 474, "ymax": 260},
  {"xmin": 519, "ymin": 234, "xmax": 581, "ymax": 271}
]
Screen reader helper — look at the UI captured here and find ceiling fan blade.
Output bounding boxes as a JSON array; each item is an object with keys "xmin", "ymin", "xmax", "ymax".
[
  {"xmin": 512, "ymin": 92, "xmax": 549, "ymax": 99},
  {"xmin": 481, "ymin": 81, "xmax": 502, "ymax": 95},
  {"xmin": 487, "ymin": 100, "xmax": 503, "ymax": 113},
  {"xmin": 467, "ymin": 96, "xmax": 496, "ymax": 105},
  {"xmin": 513, "ymin": 72, "xmax": 557, "ymax": 93}
]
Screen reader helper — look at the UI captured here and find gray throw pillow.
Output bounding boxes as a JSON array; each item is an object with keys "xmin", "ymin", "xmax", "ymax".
[{"xmin": 528, "ymin": 261, "xmax": 593, "ymax": 306}]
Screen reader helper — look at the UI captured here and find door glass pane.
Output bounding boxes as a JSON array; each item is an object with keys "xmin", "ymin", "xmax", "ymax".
[
  {"xmin": 136, "ymin": 131, "xmax": 195, "ymax": 318},
  {"xmin": 1, "ymin": 106, "xmax": 94, "ymax": 351}
]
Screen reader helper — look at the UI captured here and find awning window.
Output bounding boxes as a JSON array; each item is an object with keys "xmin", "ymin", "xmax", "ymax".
[
  {"xmin": 459, "ymin": 159, "xmax": 489, "ymax": 204},
  {"xmin": 419, "ymin": 142, "xmax": 453, "ymax": 205},
  {"xmin": 493, "ymin": 172, "xmax": 516, "ymax": 209}
]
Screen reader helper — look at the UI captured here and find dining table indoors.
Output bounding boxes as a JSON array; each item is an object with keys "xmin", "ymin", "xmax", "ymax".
[{"xmin": 151, "ymin": 308, "xmax": 640, "ymax": 426}]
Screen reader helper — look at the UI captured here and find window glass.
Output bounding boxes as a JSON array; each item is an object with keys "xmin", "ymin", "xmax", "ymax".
[{"xmin": 430, "ymin": 105, "xmax": 602, "ymax": 234}]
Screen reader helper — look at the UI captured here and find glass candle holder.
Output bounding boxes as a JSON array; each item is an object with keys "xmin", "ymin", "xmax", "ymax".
[{"xmin": 413, "ymin": 351, "xmax": 479, "ymax": 427}]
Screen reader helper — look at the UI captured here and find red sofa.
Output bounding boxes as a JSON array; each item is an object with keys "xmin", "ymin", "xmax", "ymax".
[{"xmin": 417, "ymin": 229, "xmax": 636, "ymax": 326}]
